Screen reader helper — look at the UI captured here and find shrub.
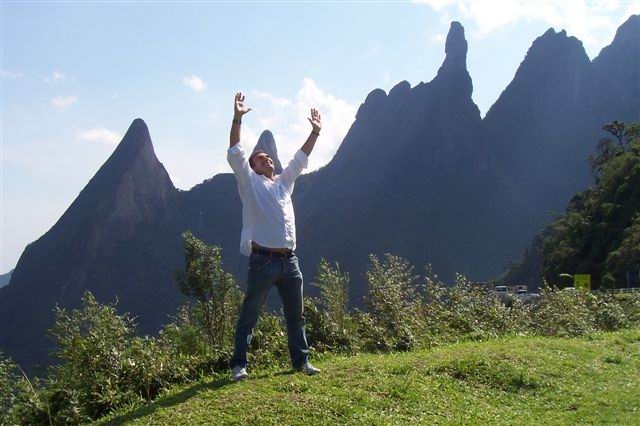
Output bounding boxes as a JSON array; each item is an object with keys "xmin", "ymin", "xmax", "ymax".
[
  {"xmin": 529, "ymin": 284, "xmax": 596, "ymax": 336},
  {"xmin": 120, "ymin": 336, "xmax": 180, "ymax": 402},
  {"xmin": 589, "ymin": 291, "xmax": 629, "ymax": 331},
  {"xmin": 304, "ymin": 297, "xmax": 355, "ymax": 353},
  {"xmin": 615, "ymin": 292, "xmax": 640, "ymax": 326},
  {"xmin": 0, "ymin": 354, "xmax": 17, "ymax": 423},
  {"xmin": 362, "ymin": 254, "xmax": 422, "ymax": 351},
  {"xmin": 418, "ymin": 266, "xmax": 450, "ymax": 343},
  {"xmin": 304, "ymin": 260, "xmax": 356, "ymax": 352},
  {"xmin": 0, "ymin": 354, "xmax": 42, "ymax": 424},
  {"xmin": 175, "ymin": 231, "xmax": 243, "ymax": 350},
  {"xmin": 247, "ymin": 313, "xmax": 290, "ymax": 368},
  {"xmin": 48, "ymin": 292, "xmax": 138, "ymax": 421},
  {"xmin": 313, "ymin": 259, "xmax": 350, "ymax": 331},
  {"xmin": 160, "ymin": 305, "xmax": 232, "ymax": 375},
  {"xmin": 421, "ymin": 272, "xmax": 529, "ymax": 343},
  {"xmin": 161, "ymin": 304, "xmax": 213, "ymax": 359},
  {"xmin": 42, "ymin": 292, "xmax": 203, "ymax": 422}
]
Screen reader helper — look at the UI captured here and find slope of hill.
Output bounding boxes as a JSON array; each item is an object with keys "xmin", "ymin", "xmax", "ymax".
[{"xmin": 98, "ymin": 330, "xmax": 640, "ymax": 425}]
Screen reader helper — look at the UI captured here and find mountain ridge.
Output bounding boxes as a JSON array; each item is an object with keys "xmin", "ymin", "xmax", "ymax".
[{"xmin": 2, "ymin": 17, "xmax": 638, "ymax": 370}]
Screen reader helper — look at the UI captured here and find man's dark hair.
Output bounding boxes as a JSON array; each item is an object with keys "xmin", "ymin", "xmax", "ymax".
[{"xmin": 249, "ymin": 150, "xmax": 268, "ymax": 168}]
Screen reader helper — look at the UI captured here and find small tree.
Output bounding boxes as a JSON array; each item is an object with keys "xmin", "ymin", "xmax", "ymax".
[
  {"xmin": 304, "ymin": 260, "xmax": 355, "ymax": 352},
  {"xmin": 313, "ymin": 259, "xmax": 350, "ymax": 331},
  {"xmin": 175, "ymin": 231, "xmax": 242, "ymax": 349},
  {"xmin": 0, "ymin": 353, "xmax": 19, "ymax": 424},
  {"xmin": 529, "ymin": 284, "xmax": 596, "ymax": 337},
  {"xmin": 49, "ymin": 292, "xmax": 137, "ymax": 422},
  {"xmin": 0, "ymin": 353, "xmax": 49, "ymax": 426},
  {"xmin": 363, "ymin": 253, "xmax": 422, "ymax": 351}
]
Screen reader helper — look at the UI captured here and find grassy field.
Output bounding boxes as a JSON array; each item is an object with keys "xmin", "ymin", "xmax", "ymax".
[{"xmin": 98, "ymin": 330, "xmax": 640, "ymax": 425}]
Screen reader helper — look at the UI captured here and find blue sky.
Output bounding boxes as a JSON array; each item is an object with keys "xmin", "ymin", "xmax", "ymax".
[{"xmin": 1, "ymin": 1, "xmax": 639, "ymax": 274}]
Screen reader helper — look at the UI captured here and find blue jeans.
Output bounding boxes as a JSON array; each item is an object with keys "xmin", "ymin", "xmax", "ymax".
[{"xmin": 230, "ymin": 253, "xmax": 310, "ymax": 369}]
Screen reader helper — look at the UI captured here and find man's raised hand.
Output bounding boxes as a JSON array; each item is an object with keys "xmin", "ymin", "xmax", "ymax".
[
  {"xmin": 234, "ymin": 92, "xmax": 252, "ymax": 118},
  {"xmin": 307, "ymin": 108, "xmax": 322, "ymax": 134},
  {"xmin": 230, "ymin": 92, "xmax": 250, "ymax": 147}
]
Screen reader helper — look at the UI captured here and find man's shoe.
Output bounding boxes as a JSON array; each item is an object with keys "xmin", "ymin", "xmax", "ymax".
[
  {"xmin": 231, "ymin": 366, "xmax": 248, "ymax": 382},
  {"xmin": 296, "ymin": 361, "xmax": 321, "ymax": 376}
]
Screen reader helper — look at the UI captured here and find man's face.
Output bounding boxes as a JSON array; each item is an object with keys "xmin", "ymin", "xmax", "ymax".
[{"xmin": 251, "ymin": 152, "xmax": 274, "ymax": 176}]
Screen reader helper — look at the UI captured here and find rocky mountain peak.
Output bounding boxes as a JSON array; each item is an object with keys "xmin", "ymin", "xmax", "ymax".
[
  {"xmin": 594, "ymin": 14, "xmax": 639, "ymax": 63},
  {"xmin": 442, "ymin": 21, "xmax": 468, "ymax": 72},
  {"xmin": 430, "ymin": 21, "xmax": 474, "ymax": 101},
  {"xmin": 610, "ymin": 14, "xmax": 639, "ymax": 46},
  {"xmin": 525, "ymin": 27, "xmax": 588, "ymax": 64},
  {"xmin": 592, "ymin": 14, "xmax": 639, "ymax": 124},
  {"xmin": 28, "ymin": 118, "xmax": 175, "ymax": 264},
  {"xmin": 356, "ymin": 88, "xmax": 387, "ymax": 120},
  {"xmin": 109, "ymin": 118, "xmax": 154, "ymax": 164},
  {"xmin": 389, "ymin": 80, "xmax": 411, "ymax": 98}
]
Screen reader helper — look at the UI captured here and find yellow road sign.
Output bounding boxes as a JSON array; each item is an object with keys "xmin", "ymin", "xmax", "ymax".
[{"xmin": 574, "ymin": 274, "xmax": 591, "ymax": 292}]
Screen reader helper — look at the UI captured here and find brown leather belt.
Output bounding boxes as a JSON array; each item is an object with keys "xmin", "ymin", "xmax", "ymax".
[{"xmin": 251, "ymin": 247, "xmax": 294, "ymax": 258}]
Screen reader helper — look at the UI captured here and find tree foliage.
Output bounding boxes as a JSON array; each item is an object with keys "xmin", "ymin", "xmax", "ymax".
[
  {"xmin": 362, "ymin": 254, "xmax": 422, "ymax": 351},
  {"xmin": 175, "ymin": 231, "xmax": 242, "ymax": 349},
  {"xmin": 543, "ymin": 121, "xmax": 640, "ymax": 288},
  {"xmin": 304, "ymin": 259, "xmax": 355, "ymax": 352}
]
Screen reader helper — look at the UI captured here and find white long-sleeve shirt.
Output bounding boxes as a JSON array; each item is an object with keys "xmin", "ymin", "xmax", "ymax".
[{"xmin": 227, "ymin": 141, "xmax": 308, "ymax": 256}]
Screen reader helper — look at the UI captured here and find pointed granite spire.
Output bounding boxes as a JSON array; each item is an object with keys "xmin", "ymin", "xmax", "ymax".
[
  {"xmin": 431, "ymin": 21, "xmax": 473, "ymax": 100},
  {"xmin": 442, "ymin": 21, "xmax": 468, "ymax": 72}
]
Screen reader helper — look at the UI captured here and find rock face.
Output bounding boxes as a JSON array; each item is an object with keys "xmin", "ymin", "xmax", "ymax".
[
  {"xmin": 0, "ymin": 270, "xmax": 12, "ymax": 288},
  {"xmin": 592, "ymin": 14, "xmax": 640, "ymax": 121},
  {"xmin": 0, "ymin": 119, "xmax": 180, "ymax": 370},
  {"xmin": 483, "ymin": 17, "xmax": 639, "ymax": 264},
  {"xmin": 442, "ymin": 21, "xmax": 468, "ymax": 72},
  {"xmin": 295, "ymin": 22, "xmax": 492, "ymax": 303},
  {"xmin": 1, "ymin": 17, "xmax": 638, "ymax": 370},
  {"xmin": 482, "ymin": 28, "xmax": 600, "ymax": 260}
]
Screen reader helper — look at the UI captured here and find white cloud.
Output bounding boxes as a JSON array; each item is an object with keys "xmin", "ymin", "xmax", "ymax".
[
  {"xmin": 182, "ymin": 74, "xmax": 207, "ymax": 92},
  {"xmin": 77, "ymin": 127, "xmax": 122, "ymax": 145},
  {"xmin": 253, "ymin": 89, "xmax": 292, "ymax": 107},
  {"xmin": 1, "ymin": 69, "xmax": 24, "ymax": 79},
  {"xmin": 431, "ymin": 33, "xmax": 446, "ymax": 44},
  {"xmin": 414, "ymin": 0, "xmax": 640, "ymax": 57},
  {"xmin": 249, "ymin": 79, "xmax": 357, "ymax": 172},
  {"xmin": 43, "ymin": 70, "xmax": 66, "ymax": 82},
  {"xmin": 419, "ymin": 0, "xmax": 455, "ymax": 10},
  {"xmin": 51, "ymin": 95, "xmax": 78, "ymax": 111},
  {"xmin": 624, "ymin": 1, "xmax": 640, "ymax": 19}
]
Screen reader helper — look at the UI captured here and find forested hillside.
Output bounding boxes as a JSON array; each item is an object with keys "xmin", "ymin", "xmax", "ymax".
[{"xmin": 501, "ymin": 121, "xmax": 640, "ymax": 289}]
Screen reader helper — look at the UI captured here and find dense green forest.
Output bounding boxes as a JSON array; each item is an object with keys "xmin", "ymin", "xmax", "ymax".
[{"xmin": 502, "ymin": 121, "xmax": 640, "ymax": 289}]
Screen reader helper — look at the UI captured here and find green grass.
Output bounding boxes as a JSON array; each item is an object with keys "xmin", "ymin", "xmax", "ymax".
[{"xmin": 97, "ymin": 330, "xmax": 640, "ymax": 425}]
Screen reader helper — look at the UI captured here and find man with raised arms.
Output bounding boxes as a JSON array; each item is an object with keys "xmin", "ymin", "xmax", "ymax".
[{"xmin": 227, "ymin": 92, "xmax": 322, "ymax": 381}]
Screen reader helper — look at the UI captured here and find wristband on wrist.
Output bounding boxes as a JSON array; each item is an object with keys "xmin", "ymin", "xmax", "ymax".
[
  {"xmin": 232, "ymin": 118, "xmax": 242, "ymax": 125},
  {"xmin": 311, "ymin": 130, "xmax": 320, "ymax": 136}
]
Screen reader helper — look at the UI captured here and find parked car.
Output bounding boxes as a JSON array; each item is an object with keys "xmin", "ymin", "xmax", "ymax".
[
  {"xmin": 493, "ymin": 286, "xmax": 508, "ymax": 299},
  {"xmin": 514, "ymin": 289, "xmax": 539, "ymax": 303}
]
